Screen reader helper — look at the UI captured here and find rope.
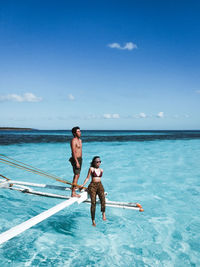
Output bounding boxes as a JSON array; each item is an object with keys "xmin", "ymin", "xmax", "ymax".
[
  {"xmin": 0, "ymin": 154, "xmax": 85, "ymax": 189},
  {"xmin": 0, "ymin": 154, "xmax": 63, "ymax": 178},
  {"xmin": 0, "ymin": 174, "xmax": 10, "ymax": 181}
]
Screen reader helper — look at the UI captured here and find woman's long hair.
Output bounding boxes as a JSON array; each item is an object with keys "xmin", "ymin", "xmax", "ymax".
[{"xmin": 90, "ymin": 156, "xmax": 100, "ymax": 167}]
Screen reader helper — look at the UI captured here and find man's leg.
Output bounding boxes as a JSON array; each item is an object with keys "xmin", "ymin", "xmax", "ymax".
[
  {"xmin": 71, "ymin": 173, "xmax": 80, "ymax": 197},
  {"xmin": 71, "ymin": 158, "xmax": 81, "ymax": 197}
]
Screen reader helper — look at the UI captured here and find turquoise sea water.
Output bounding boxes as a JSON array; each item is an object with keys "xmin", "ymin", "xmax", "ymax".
[{"xmin": 0, "ymin": 131, "xmax": 200, "ymax": 266}]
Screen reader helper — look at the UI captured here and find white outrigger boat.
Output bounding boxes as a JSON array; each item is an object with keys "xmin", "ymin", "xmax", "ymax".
[{"xmin": 0, "ymin": 154, "xmax": 143, "ymax": 245}]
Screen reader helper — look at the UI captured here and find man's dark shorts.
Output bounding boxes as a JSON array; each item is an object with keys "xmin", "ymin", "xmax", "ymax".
[{"xmin": 69, "ymin": 157, "xmax": 82, "ymax": 175}]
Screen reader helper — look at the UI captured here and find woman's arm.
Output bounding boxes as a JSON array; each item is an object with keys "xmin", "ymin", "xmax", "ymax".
[{"xmin": 81, "ymin": 168, "xmax": 92, "ymax": 187}]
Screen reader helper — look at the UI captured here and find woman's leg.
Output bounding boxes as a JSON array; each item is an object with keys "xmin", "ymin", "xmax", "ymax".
[
  {"xmin": 88, "ymin": 183, "xmax": 97, "ymax": 225},
  {"xmin": 97, "ymin": 183, "xmax": 106, "ymax": 220}
]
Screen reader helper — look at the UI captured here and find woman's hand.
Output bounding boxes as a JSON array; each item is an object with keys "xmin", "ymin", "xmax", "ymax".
[{"xmin": 79, "ymin": 184, "xmax": 84, "ymax": 190}]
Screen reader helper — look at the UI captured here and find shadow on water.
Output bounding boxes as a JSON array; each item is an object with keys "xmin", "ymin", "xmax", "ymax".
[{"xmin": 38, "ymin": 211, "xmax": 83, "ymax": 237}]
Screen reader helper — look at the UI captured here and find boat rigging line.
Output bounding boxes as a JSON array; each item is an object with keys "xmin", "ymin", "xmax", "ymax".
[{"xmin": 0, "ymin": 154, "xmax": 84, "ymax": 188}]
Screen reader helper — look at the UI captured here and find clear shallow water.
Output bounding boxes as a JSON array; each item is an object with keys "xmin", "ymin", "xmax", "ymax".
[{"xmin": 0, "ymin": 131, "xmax": 200, "ymax": 266}]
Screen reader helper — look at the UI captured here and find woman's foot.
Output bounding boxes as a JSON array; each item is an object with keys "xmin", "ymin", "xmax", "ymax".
[
  {"xmin": 102, "ymin": 212, "xmax": 106, "ymax": 221},
  {"xmin": 92, "ymin": 220, "xmax": 96, "ymax": 227}
]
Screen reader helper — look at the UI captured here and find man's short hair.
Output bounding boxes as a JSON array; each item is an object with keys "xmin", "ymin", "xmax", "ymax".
[{"xmin": 72, "ymin": 126, "xmax": 80, "ymax": 136}]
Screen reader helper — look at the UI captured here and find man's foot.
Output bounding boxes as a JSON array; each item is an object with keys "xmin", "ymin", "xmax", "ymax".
[
  {"xmin": 92, "ymin": 220, "xmax": 96, "ymax": 227},
  {"xmin": 71, "ymin": 193, "xmax": 81, "ymax": 198},
  {"xmin": 102, "ymin": 213, "xmax": 106, "ymax": 221}
]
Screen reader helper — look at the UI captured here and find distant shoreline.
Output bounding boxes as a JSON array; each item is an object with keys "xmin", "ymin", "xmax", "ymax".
[
  {"xmin": 0, "ymin": 127, "xmax": 36, "ymax": 131},
  {"xmin": 0, "ymin": 128, "xmax": 199, "ymax": 132}
]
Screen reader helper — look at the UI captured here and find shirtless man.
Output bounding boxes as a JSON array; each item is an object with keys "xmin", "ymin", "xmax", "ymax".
[{"xmin": 69, "ymin": 126, "xmax": 82, "ymax": 197}]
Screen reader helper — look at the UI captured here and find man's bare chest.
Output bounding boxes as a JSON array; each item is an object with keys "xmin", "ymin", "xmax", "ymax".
[{"xmin": 76, "ymin": 140, "xmax": 82, "ymax": 149}]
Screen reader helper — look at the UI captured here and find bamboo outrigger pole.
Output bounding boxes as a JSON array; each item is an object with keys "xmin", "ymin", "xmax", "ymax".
[{"xmin": 0, "ymin": 191, "xmax": 88, "ymax": 245}]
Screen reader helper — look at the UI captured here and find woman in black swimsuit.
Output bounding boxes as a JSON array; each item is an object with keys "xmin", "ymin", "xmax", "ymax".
[{"xmin": 81, "ymin": 156, "xmax": 106, "ymax": 226}]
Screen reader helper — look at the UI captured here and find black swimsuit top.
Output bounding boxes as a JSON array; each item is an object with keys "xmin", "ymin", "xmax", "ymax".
[{"xmin": 91, "ymin": 168, "xmax": 103, "ymax": 178}]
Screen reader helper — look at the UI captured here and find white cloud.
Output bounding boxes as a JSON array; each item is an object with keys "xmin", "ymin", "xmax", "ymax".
[
  {"xmin": 85, "ymin": 114, "xmax": 100, "ymax": 120},
  {"xmin": 139, "ymin": 112, "xmax": 147, "ymax": 118},
  {"xmin": 23, "ymin": 93, "xmax": 42, "ymax": 102},
  {"xmin": 123, "ymin": 42, "xmax": 137, "ymax": 50},
  {"xmin": 68, "ymin": 94, "xmax": 75, "ymax": 100},
  {"xmin": 108, "ymin": 43, "xmax": 121, "ymax": 49},
  {"xmin": 132, "ymin": 114, "xmax": 139, "ymax": 119},
  {"xmin": 0, "ymin": 93, "xmax": 42, "ymax": 102},
  {"xmin": 112, "ymin": 113, "xmax": 120, "ymax": 119},
  {"xmin": 157, "ymin": 112, "xmax": 164, "ymax": 118},
  {"xmin": 103, "ymin": 114, "xmax": 112, "ymax": 119},
  {"xmin": 108, "ymin": 42, "xmax": 137, "ymax": 51},
  {"xmin": 195, "ymin": 90, "xmax": 200, "ymax": 94},
  {"xmin": 103, "ymin": 113, "xmax": 120, "ymax": 119}
]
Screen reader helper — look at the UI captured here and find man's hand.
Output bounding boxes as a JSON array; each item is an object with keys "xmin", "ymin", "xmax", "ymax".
[{"xmin": 76, "ymin": 161, "xmax": 80, "ymax": 168}]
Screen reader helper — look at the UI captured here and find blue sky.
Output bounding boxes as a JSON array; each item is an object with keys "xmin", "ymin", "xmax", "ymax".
[{"xmin": 0, "ymin": 0, "xmax": 200, "ymax": 130}]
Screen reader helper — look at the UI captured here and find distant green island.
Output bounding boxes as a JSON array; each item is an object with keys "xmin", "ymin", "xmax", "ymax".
[{"xmin": 0, "ymin": 127, "xmax": 36, "ymax": 131}]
